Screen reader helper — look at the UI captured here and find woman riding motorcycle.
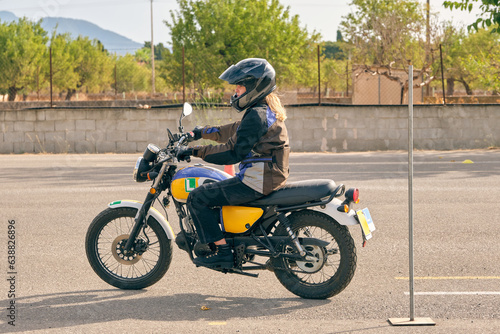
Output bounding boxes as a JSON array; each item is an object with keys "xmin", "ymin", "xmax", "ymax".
[{"xmin": 175, "ymin": 58, "xmax": 290, "ymax": 269}]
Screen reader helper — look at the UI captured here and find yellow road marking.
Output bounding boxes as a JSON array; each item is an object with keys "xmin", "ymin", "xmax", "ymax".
[
  {"xmin": 208, "ymin": 322, "xmax": 227, "ymax": 326},
  {"xmin": 395, "ymin": 276, "xmax": 500, "ymax": 280}
]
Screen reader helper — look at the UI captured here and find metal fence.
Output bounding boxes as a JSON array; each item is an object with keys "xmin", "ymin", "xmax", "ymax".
[{"xmin": 1, "ymin": 44, "xmax": 499, "ymax": 107}]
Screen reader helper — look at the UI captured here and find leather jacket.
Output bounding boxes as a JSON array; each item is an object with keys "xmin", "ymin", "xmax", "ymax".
[{"xmin": 192, "ymin": 103, "xmax": 289, "ymax": 195}]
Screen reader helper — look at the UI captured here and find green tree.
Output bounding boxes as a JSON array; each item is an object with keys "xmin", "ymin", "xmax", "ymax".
[
  {"xmin": 323, "ymin": 41, "xmax": 346, "ymax": 60},
  {"xmin": 164, "ymin": 0, "xmax": 319, "ymax": 93},
  {"xmin": 341, "ymin": 0, "xmax": 427, "ymax": 67},
  {"xmin": 444, "ymin": 0, "xmax": 500, "ymax": 33},
  {"xmin": 49, "ymin": 33, "xmax": 79, "ymax": 97},
  {"xmin": 340, "ymin": 0, "xmax": 433, "ymax": 102},
  {"xmin": 322, "ymin": 31, "xmax": 346, "ymax": 60},
  {"xmin": 143, "ymin": 42, "xmax": 171, "ymax": 61},
  {"xmin": 0, "ymin": 18, "xmax": 48, "ymax": 101},
  {"xmin": 457, "ymin": 28, "xmax": 500, "ymax": 93},
  {"xmin": 115, "ymin": 54, "xmax": 151, "ymax": 93},
  {"xmin": 321, "ymin": 57, "xmax": 349, "ymax": 96},
  {"xmin": 135, "ymin": 47, "xmax": 152, "ymax": 65},
  {"xmin": 64, "ymin": 37, "xmax": 114, "ymax": 100},
  {"xmin": 438, "ymin": 24, "xmax": 500, "ymax": 95}
]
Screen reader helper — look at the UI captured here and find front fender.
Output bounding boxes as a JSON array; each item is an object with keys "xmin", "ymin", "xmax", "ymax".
[
  {"xmin": 311, "ymin": 198, "xmax": 359, "ymax": 226},
  {"xmin": 108, "ymin": 200, "xmax": 176, "ymax": 239}
]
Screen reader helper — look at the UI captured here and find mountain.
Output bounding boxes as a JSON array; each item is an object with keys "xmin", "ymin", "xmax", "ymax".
[
  {"xmin": 0, "ymin": 11, "xmax": 17, "ymax": 22},
  {"xmin": 0, "ymin": 11, "xmax": 143, "ymax": 56}
]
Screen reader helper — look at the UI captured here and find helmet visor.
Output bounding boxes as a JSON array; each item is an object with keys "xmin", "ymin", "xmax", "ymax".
[{"xmin": 219, "ymin": 61, "xmax": 265, "ymax": 85}]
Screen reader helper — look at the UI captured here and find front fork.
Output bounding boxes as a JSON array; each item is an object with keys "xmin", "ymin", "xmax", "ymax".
[
  {"xmin": 123, "ymin": 192, "xmax": 156, "ymax": 252},
  {"xmin": 124, "ymin": 163, "xmax": 168, "ymax": 252}
]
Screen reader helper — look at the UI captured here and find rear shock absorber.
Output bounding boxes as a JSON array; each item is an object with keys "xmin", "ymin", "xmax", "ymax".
[{"xmin": 277, "ymin": 212, "xmax": 306, "ymax": 257}]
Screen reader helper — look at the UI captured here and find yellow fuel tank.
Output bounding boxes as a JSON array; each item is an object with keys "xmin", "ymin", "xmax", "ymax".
[
  {"xmin": 171, "ymin": 165, "xmax": 231, "ymax": 203},
  {"xmin": 221, "ymin": 206, "xmax": 264, "ymax": 234}
]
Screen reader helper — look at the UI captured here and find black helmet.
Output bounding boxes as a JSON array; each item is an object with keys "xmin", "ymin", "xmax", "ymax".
[{"xmin": 219, "ymin": 58, "xmax": 276, "ymax": 112}]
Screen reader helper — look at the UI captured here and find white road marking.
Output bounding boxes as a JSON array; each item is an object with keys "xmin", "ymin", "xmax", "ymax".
[{"xmin": 405, "ymin": 291, "xmax": 500, "ymax": 296}]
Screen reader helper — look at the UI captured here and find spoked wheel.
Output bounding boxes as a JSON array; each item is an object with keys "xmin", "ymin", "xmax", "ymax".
[
  {"xmin": 273, "ymin": 210, "xmax": 357, "ymax": 299},
  {"xmin": 85, "ymin": 207, "xmax": 172, "ymax": 289}
]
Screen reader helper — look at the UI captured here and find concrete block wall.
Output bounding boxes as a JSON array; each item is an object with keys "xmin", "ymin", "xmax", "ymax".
[
  {"xmin": 286, "ymin": 104, "xmax": 499, "ymax": 152},
  {"xmin": 0, "ymin": 104, "xmax": 498, "ymax": 154}
]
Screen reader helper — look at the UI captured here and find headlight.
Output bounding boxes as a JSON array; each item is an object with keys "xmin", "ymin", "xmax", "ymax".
[{"xmin": 133, "ymin": 157, "xmax": 152, "ymax": 182}]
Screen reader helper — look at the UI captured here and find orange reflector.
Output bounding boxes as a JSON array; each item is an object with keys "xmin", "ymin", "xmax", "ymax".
[
  {"xmin": 344, "ymin": 204, "xmax": 349, "ymax": 213},
  {"xmin": 150, "ymin": 188, "xmax": 156, "ymax": 194},
  {"xmin": 355, "ymin": 199, "xmax": 360, "ymax": 204}
]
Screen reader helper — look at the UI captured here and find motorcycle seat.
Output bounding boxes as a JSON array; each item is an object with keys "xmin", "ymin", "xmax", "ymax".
[{"xmin": 246, "ymin": 179, "xmax": 337, "ymax": 207}]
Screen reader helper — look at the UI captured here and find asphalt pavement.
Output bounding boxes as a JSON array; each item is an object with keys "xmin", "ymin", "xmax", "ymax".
[{"xmin": 1, "ymin": 150, "xmax": 500, "ymax": 333}]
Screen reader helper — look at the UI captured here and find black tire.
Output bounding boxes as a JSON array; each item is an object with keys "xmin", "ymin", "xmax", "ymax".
[
  {"xmin": 85, "ymin": 207, "xmax": 173, "ymax": 289},
  {"xmin": 273, "ymin": 210, "xmax": 357, "ymax": 299}
]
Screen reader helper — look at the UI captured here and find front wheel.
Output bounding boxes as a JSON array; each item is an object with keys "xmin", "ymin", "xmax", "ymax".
[
  {"xmin": 85, "ymin": 207, "xmax": 173, "ymax": 289},
  {"xmin": 273, "ymin": 210, "xmax": 357, "ymax": 299}
]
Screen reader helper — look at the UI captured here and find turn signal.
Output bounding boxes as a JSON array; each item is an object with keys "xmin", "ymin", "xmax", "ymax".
[
  {"xmin": 150, "ymin": 188, "xmax": 156, "ymax": 194},
  {"xmin": 337, "ymin": 203, "xmax": 351, "ymax": 213}
]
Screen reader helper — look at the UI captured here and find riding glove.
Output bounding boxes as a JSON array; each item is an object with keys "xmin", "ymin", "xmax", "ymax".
[
  {"xmin": 176, "ymin": 146, "xmax": 193, "ymax": 161},
  {"xmin": 191, "ymin": 126, "xmax": 204, "ymax": 141}
]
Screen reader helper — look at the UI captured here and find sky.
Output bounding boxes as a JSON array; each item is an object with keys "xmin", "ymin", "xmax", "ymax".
[{"xmin": 1, "ymin": 0, "xmax": 482, "ymax": 45}]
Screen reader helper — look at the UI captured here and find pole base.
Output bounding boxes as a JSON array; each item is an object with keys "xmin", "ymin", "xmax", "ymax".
[{"xmin": 388, "ymin": 318, "xmax": 436, "ymax": 326}]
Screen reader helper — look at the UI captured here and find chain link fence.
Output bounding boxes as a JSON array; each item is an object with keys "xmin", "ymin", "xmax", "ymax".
[{"xmin": 1, "ymin": 44, "xmax": 499, "ymax": 107}]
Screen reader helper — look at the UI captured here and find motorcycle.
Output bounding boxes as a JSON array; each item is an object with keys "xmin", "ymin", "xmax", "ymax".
[{"xmin": 85, "ymin": 103, "xmax": 375, "ymax": 299}]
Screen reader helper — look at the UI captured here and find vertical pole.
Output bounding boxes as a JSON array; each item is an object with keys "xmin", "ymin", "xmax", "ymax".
[
  {"xmin": 182, "ymin": 46, "xmax": 186, "ymax": 104},
  {"xmin": 114, "ymin": 63, "xmax": 118, "ymax": 99},
  {"xmin": 345, "ymin": 59, "xmax": 349, "ymax": 97},
  {"xmin": 317, "ymin": 44, "xmax": 321, "ymax": 105},
  {"xmin": 150, "ymin": 0, "xmax": 156, "ymax": 96},
  {"xmin": 439, "ymin": 44, "xmax": 446, "ymax": 105},
  {"xmin": 425, "ymin": 0, "xmax": 430, "ymax": 98},
  {"xmin": 49, "ymin": 47, "xmax": 53, "ymax": 108},
  {"xmin": 408, "ymin": 65, "xmax": 415, "ymax": 321},
  {"xmin": 193, "ymin": 63, "xmax": 196, "ymax": 97},
  {"xmin": 388, "ymin": 66, "xmax": 434, "ymax": 328},
  {"xmin": 36, "ymin": 66, "xmax": 40, "ymax": 101},
  {"xmin": 378, "ymin": 74, "xmax": 381, "ymax": 105}
]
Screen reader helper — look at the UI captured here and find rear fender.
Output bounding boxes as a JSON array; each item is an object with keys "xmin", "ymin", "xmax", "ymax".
[
  {"xmin": 311, "ymin": 198, "xmax": 359, "ymax": 226},
  {"xmin": 108, "ymin": 200, "xmax": 176, "ymax": 239}
]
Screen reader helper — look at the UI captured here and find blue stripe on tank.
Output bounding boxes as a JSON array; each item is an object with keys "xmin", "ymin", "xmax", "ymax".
[{"xmin": 171, "ymin": 166, "xmax": 229, "ymax": 181}]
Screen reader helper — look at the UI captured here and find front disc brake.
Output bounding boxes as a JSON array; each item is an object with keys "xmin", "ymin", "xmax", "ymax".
[{"xmin": 112, "ymin": 234, "xmax": 142, "ymax": 265}]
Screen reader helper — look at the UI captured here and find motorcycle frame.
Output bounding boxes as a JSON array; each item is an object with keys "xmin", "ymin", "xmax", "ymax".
[
  {"xmin": 117, "ymin": 153, "xmax": 360, "ymax": 273},
  {"xmin": 170, "ymin": 180, "xmax": 346, "ymax": 274}
]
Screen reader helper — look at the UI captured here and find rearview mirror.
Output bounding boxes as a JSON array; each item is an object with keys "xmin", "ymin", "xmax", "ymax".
[
  {"xmin": 182, "ymin": 102, "xmax": 192, "ymax": 117},
  {"xmin": 179, "ymin": 102, "xmax": 193, "ymax": 132}
]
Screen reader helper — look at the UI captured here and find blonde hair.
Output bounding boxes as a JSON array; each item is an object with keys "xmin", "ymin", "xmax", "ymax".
[{"xmin": 266, "ymin": 92, "xmax": 287, "ymax": 121}]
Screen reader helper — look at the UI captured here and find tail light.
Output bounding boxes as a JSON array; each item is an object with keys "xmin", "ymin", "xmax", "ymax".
[
  {"xmin": 345, "ymin": 188, "xmax": 359, "ymax": 203},
  {"xmin": 337, "ymin": 188, "xmax": 359, "ymax": 213}
]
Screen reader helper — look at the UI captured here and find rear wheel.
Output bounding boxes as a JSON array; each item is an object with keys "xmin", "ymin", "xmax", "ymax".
[
  {"xmin": 85, "ymin": 207, "xmax": 173, "ymax": 289},
  {"xmin": 273, "ymin": 210, "xmax": 357, "ymax": 299}
]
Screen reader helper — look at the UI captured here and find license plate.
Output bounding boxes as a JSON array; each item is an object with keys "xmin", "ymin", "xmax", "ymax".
[{"xmin": 356, "ymin": 208, "xmax": 375, "ymax": 240}]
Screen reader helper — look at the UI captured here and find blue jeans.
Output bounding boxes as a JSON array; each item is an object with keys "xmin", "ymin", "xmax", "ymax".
[{"xmin": 187, "ymin": 176, "xmax": 264, "ymax": 244}]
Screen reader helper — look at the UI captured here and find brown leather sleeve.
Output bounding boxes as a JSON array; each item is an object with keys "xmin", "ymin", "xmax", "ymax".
[{"xmin": 200, "ymin": 122, "xmax": 240, "ymax": 143}]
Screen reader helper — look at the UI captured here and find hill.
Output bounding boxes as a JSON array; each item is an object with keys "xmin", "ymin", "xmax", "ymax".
[{"xmin": 0, "ymin": 11, "xmax": 143, "ymax": 56}]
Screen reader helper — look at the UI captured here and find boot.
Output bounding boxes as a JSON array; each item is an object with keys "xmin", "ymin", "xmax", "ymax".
[{"xmin": 193, "ymin": 243, "xmax": 234, "ymax": 269}]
